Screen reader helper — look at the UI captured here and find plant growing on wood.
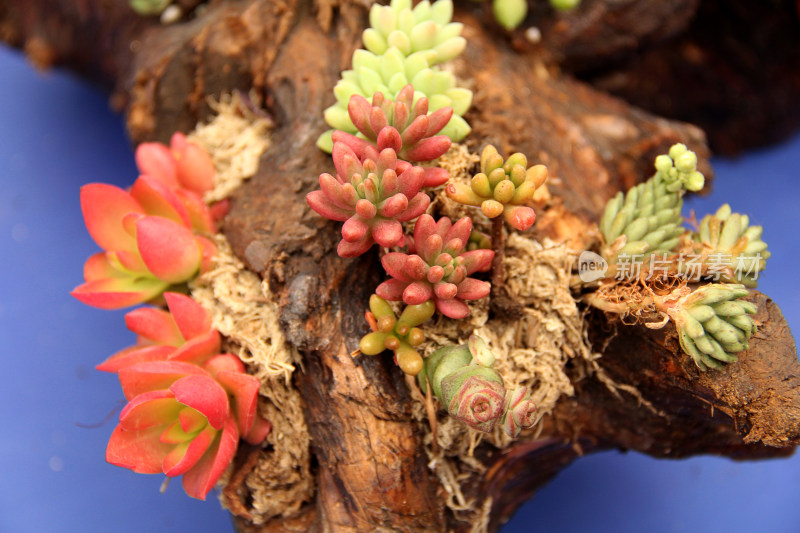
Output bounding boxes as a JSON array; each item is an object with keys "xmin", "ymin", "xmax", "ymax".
[
  {"xmin": 318, "ymin": 0, "xmax": 472, "ymax": 151},
  {"xmin": 376, "ymin": 214, "xmax": 495, "ymax": 319},
  {"xmin": 332, "ymin": 84, "xmax": 453, "ymax": 186},
  {"xmin": 358, "ymin": 295, "xmax": 436, "ymax": 375},
  {"xmin": 418, "ymin": 335, "xmax": 536, "ymax": 436},
  {"xmin": 100, "ymin": 292, "xmax": 271, "ymax": 499},
  {"xmin": 305, "ymin": 142, "xmax": 431, "ymax": 257}
]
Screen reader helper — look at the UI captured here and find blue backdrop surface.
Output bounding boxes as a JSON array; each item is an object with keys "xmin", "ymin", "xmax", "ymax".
[{"xmin": 0, "ymin": 44, "xmax": 797, "ymax": 532}]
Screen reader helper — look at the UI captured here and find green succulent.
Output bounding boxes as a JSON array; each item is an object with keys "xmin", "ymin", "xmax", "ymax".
[
  {"xmin": 493, "ymin": 0, "xmax": 528, "ymax": 30},
  {"xmin": 318, "ymin": 0, "xmax": 472, "ymax": 152},
  {"xmin": 669, "ymin": 283, "xmax": 757, "ymax": 371},
  {"xmin": 692, "ymin": 204, "xmax": 769, "ymax": 288},
  {"xmin": 129, "ymin": 0, "xmax": 170, "ymax": 15},
  {"xmin": 600, "ymin": 143, "xmax": 705, "ymax": 262}
]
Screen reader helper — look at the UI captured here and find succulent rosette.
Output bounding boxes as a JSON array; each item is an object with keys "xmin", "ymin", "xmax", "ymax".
[
  {"xmin": 71, "ymin": 183, "xmax": 216, "ymax": 309},
  {"xmin": 332, "ymin": 85, "xmax": 452, "ymax": 186},
  {"xmin": 446, "ymin": 145, "xmax": 548, "ymax": 231},
  {"xmin": 306, "ymin": 142, "xmax": 430, "ymax": 257},
  {"xmin": 418, "ymin": 335, "xmax": 536, "ymax": 435},
  {"xmin": 100, "ymin": 293, "xmax": 270, "ymax": 499},
  {"xmin": 135, "ymin": 132, "xmax": 217, "ymax": 234},
  {"xmin": 376, "ymin": 215, "xmax": 494, "ymax": 318},
  {"xmin": 359, "ymin": 294, "xmax": 436, "ymax": 375}
]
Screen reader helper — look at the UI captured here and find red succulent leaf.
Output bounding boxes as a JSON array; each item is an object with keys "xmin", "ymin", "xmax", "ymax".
[
  {"xmin": 421, "ymin": 167, "xmax": 450, "ymax": 188},
  {"xmin": 96, "ymin": 345, "xmax": 175, "ymax": 373},
  {"xmin": 175, "ymin": 188, "xmax": 216, "ymax": 234},
  {"xmin": 136, "ymin": 142, "xmax": 179, "ymax": 188},
  {"xmin": 306, "ymin": 190, "xmax": 352, "ymax": 222},
  {"xmin": 372, "ymin": 218, "xmax": 403, "ymax": 247},
  {"xmin": 397, "ymin": 193, "xmax": 430, "ymax": 222},
  {"xmin": 169, "ymin": 331, "xmax": 222, "ymax": 365},
  {"xmin": 118, "ymin": 360, "xmax": 209, "ymax": 400},
  {"xmin": 377, "ymin": 127, "xmax": 402, "ymax": 153},
  {"xmin": 125, "ymin": 307, "xmax": 183, "ymax": 346},
  {"xmin": 164, "ymin": 292, "xmax": 212, "ymax": 341},
  {"xmin": 80, "ymin": 183, "xmax": 143, "ymax": 252},
  {"xmin": 215, "ymin": 367, "xmax": 261, "ymax": 437},
  {"xmin": 106, "ymin": 422, "xmax": 173, "ymax": 474},
  {"xmin": 181, "ymin": 416, "xmax": 239, "ymax": 500},
  {"xmin": 404, "ymin": 281, "xmax": 434, "ymax": 305},
  {"xmin": 503, "ymin": 204, "xmax": 536, "ymax": 231},
  {"xmin": 426, "ymin": 108, "xmax": 453, "ymax": 136},
  {"xmin": 135, "ymin": 216, "xmax": 202, "ymax": 283},
  {"xmin": 342, "ymin": 216, "xmax": 370, "ymax": 243},
  {"xmin": 337, "ymin": 233, "xmax": 374, "ymax": 257},
  {"xmin": 130, "ymin": 175, "xmax": 192, "ymax": 228},
  {"xmin": 375, "ymin": 279, "xmax": 409, "ymax": 301},
  {"xmin": 403, "ymin": 136, "xmax": 451, "ymax": 162},
  {"xmin": 170, "ymin": 374, "xmax": 230, "ymax": 430},
  {"xmin": 331, "ymin": 131, "xmax": 371, "ymax": 159},
  {"xmin": 118, "ymin": 390, "xmax": 181, "ymax": 430},
  {"xmin": 162, "ymin": 424, "xmax": 216, "ymax": 477},
  {"xmin": 456, "ymin": 278, "xmax": 491, "ymax": 300},
  {"xmin": 435, "ymin": 298, "xmax": 470, "ymax": 319},
  {"xmin": 381, "ymin": 253, "xmax": 411, "ymax": 281},
  {"xmin": 461, "ymin": 249, "xmax": 495, "ymax": 275},
  {"xmin": 244, "ymin": 416, "xmax": 272, "ymax": 445},
  {"xmin": 171, "ymin": 132, "xmax": 215, "ymax": 194},
  {"xmin": 71, "ymin": 276, "xmax": 168, "ymax": 310}
]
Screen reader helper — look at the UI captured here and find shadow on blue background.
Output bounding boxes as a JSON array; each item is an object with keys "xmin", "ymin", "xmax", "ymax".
[{"xmin": 0, "ymin": 43, "xmax": 797, "ymax": 532}]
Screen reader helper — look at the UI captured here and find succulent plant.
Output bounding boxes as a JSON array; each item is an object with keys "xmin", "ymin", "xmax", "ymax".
[
  {"xmin": 493, "ymin": 0, "xmax": 528, "ymax": 30},
  {"xmin": 446, "ymin": 145, "xmax": 547, "ymax": 231},
  {"xmin": 600, "ymin": 143, "xmax": 704, "ymax": 262},
  {"xmin": 549, "ymin": 0, "xmax": 582, "ymax": 10},
  {"xmin": 376, "ymin": 215, "xmax": 494, "ymax": 318},
  {"xmin": 306, "ymin": 143, "xmax": 431, "ymax": 257},
  {"xmin": 101, "ymin": 293, "xmax": 271, "ymax": 499},
  {"xmin": 358, "ymin": 295, "xmax": 436, "ymax": 375},
  {"xmin": 691, "ymin": 204, "xmax": 769, "ymax": 288},
  {"xmin": 129, "ymin": 0, "xmax": 170, "ymax": 15},
  {"xmin": 318, "ymin": 0, "xmax": 472, "ymax": 151},
  {"xmin": 363, "ymin": 0, "xmax": 466, "ymax": 65},
  {"xmin": 332, "ymin": 85, "xmax": 453, "ymax": 186},
  {"xmin": 417, "ymin": 335, "xmax": 536, "ymax": 436},
  {"xmin": 667, "ymin": 283, "xmax": 757, "ymax": 371},
  {"xmin": 72, "ymin": 183, "xmax": 216, "ymax": 309}
]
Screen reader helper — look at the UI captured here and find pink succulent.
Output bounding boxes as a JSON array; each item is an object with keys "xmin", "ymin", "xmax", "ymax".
[
  {"xmin": 375, "ymin": 215, "xmax": 494, "ymax": 319},
  {"xmin": 331, "ymin": 85, "xmax": 452, "ymax": 187},
  {"xmin": 71, "ymin": 183, "xmax": 216, "ymax": 310},
  {"xmin": 102, "ymin": 294, "xmax": 270, "ymax": 499},
  {"xmin": 96, "ymin": 292, "xmax": 222, "ymax": 372},
  {"xmin": 306, "ymin": 143, "xmax": 430, "ymax": 257},
  {"xmin": 135, "ymin": 132, "xmax": 216, "ymax": 234}
]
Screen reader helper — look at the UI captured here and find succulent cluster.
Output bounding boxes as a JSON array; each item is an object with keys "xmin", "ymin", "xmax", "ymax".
[
  {"xmin": 332, "ymin": 85, "xmax": 453, "ymax": 186},
  {"xmin": 99, "ymin": 293, "xmax": 271, "ymax": 499},
  {"xmin": 690, "ymin": 204, "xmax": 770, "ymax": 287},
  {"xmin": 600, "ymin": 143, "xmax": 704, "ymax": 262},
  {"xmin": 418, "ymin": 336, "xmax": 536, "ymax": 437},
  {"xmin": 318, "ymin": 0, "xmax": 472, "ymax": 151},
  {"xmin": 306, "ymin": 143, "xmax": 431, "ymax": 257},
  {"xmin": 446, "ymin": 145, "xmax": 547, "ymax": 231},
  {"xmin": 72, "ymin": 134, "xmax": 217, "ymax": 310},
  {"xmin": 359, "ymin": 295, "xmax": 436, "ymax": 375},
  {"xmin": 376, "ymin": 215, "xmax": 494, "ymax": 319},
  {"xmin": 668, "ymin": 284, "xmax": 758, "ymax": 371}
]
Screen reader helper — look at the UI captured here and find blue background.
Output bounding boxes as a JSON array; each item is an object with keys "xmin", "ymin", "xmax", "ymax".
[{"xmin": 1, "ymin": 44, "xmax": 797, "ymax": 532}]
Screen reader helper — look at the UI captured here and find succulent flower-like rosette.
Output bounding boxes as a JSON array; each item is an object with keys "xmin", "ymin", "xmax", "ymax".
[
  {"xmin": 306, "ymin": 143, "xmax": 430, "ymax": 257},
  {"xmin": 359, "ymin": 294, "xmax": 436, "ymax": 375},
  {"xmin": 654, "ymin": 143, "xmax": 705, "ymax": 193},
  {"xmin": 135, "ymin": 132, "xmax": 217, "ymax": 234},
  {"xmin": 376, "ymin": 215, "xmax": 494, "ymax": 318},
  {"xmin": 446, "ymin": 145, "xmax": 548, "ymax": 231},
  {"xmin": 99, "ymin": 293, "xmax": 270, "ymax": 499},
  {"xmin": 418, "ymin": 335, "xmax": 536, "ymax": 436},
  {"xmin": 332, "ymin": 85, "xmax": 452, "ymax": 186},
  {"xmin": 71, "ymin": 183, "xmax": 216, "ymax": 309}
]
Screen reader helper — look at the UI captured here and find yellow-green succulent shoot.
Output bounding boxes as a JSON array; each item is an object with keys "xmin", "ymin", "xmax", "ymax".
[
  {"xmin": 667, "ymin": 283, "xmax": 757, "ymax": 371},
  {"xmin": 129, "ymin": 0, "xmax": 170, "ymax": 15},
  {"xmin": 359, "ymin": 294, "xmax": 436, "ymax": 376},
  {"xmin": 318, "ymin": 0, "xmax": 472, "ymax": 151},
  {"xmin": 493, "ymin": 0, "xmax": 528, "ymax": 30},
  {"xmin": 654, "ymin": 143, "xmax": 705, "ymax": 193},
  {"xmin": 549, "ymin": 0, "xmax": 582, "ymax": 11},
  {"xmin": 446, "ymin": 145, "xmax": 548, "ymax": 231},
  {"xmin": 693, "ymin": 204, "xmax": 770, "ymax": 288}
]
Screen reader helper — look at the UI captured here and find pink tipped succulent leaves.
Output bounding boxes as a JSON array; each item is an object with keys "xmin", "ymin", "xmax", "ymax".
[
  {"xmin": 72, "ymin": 184, "xmax": 216, "ymax": 310},
  {"xmin": 306, "ymin": 143, "xmax": 430, "ymax": 257},
  {"xmin": 331, "ymin": 85, "xmax": 452, "ymax": 187},
  {"xmin": 446, "ymin": 145, "xmax": 548, "ymax": 231},
  {"xmin": 376, "ymin": 215, "xmax": 494, "ymax": 318}
]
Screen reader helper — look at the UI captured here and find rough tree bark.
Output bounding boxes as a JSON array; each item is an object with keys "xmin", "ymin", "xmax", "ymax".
[{"xmin": 3, "ymin": 0, "xmax": 798, "ymax": 531}]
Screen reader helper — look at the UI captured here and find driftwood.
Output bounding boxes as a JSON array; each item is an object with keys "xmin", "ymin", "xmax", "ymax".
[{"xmin": 3, "ymin": 0, "xmax": 798, "ymax": 531}]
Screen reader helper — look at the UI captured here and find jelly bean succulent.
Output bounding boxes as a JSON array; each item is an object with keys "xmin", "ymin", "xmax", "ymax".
[
  {"xmin": 318, "ymin": 0, "xmax": 472, "ymax": 151},
  {"xmin": 99, "ymin": 293, "xmax": 271, "ymax": 499},
  {"xmin": 306, "ymin": 143, "xmax": 431, "ymax": 257},
  {"xmin": 376, "ymin": 215, "xmax": 495, "ymax": 319},
  {"xmin": 359, "ymin": 295, "xmax": 436, "ymax": 375},
  {"xmin": 418, "ymin": 335, "xmax": 536, "ymax": 436},
  {"xmin": 332, "ymin": 85, "xmax": 453, "ymax": 186},
  {"xmin": 446, "ymin": 144, "xmax": 548, "ymax": 231}
]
